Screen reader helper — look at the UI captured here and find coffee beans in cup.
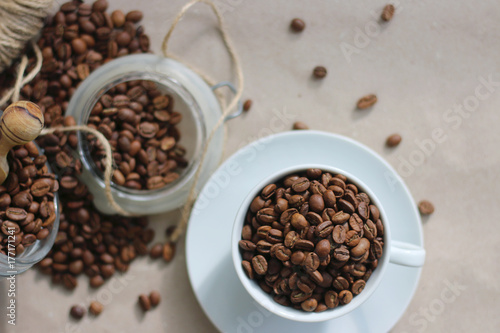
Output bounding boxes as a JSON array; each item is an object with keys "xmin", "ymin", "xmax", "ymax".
[
  {"xmin": 239, "ymin": 169, "xmax": 384, "ymax": 312},
  {"xmin": 0, "ymin": 143, "xmax": 58, "ymax": 257},
  {"xmin": 85, "ymin": 80, "xmax": 187, "ymax": 190}
]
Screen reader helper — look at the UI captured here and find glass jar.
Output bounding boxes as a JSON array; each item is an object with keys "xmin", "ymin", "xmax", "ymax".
[
  {"xmin": 66, "ymin": 54, "xmax": 241, "ymax": 215},
  {"xmin": 0, "ymin": 147, "xmax": 60, "ymax": 277}
]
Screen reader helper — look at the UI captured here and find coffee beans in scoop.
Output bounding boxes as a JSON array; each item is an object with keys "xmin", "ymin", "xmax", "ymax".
[
  {"xmin": 85, "ymin": 80, "xmax": 187, "ymax": 190},
  {"xmin": 239, "ymin": 169, "xmax": 384, "ymax": 312},
  {"xmin": 0, "ymin": 143, "xmax": 58, "ymax": 257}
]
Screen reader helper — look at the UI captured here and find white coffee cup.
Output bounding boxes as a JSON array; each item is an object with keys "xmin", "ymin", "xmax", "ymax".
[{"xmin": 231, "ymin": 164, "xmax": 425, "ymax": 322}]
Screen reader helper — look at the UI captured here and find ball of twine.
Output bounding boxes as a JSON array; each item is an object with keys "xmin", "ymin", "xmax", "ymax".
[{"xmin": 0, "ymin": 0, "xmax": 53, "ymax": 73}]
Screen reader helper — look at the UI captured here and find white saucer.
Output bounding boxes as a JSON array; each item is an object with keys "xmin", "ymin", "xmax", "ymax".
[{"xmin": 186, "ymin": 130, "xmax": 424, "ymax": 333}]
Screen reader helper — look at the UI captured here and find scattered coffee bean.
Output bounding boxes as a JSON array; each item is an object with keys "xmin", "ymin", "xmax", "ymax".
[
  {"xmin": 149, "ymin": 290, "xmax": 161, "ymax": 307},
  {"xmin": 243, "ymin": 99, "xmax": 252, "ymax": 112},
  {"xmin": 290, "ymin": 18, "xmax": 305, "ymax": 32},
  {"xmin": 70, "ymin": 305, "xmax": 86, "ymax": 319},
  {"xmin": 239, "ymin": 168, "xmax": 384, "ymax": 312},
  {"xmin": 313, "ymin": 66, "xmax": 327, "ymax": 79},
  {"xmin": 149, "ymin": 243, "xmax": 163, "ymax": 259},
  {"xmin": 292, "ymin": 121, "xmax": 309, "ymax": 130},
  {"xmin": 381, "ymin": 4, "xmax": 395, "ymax": 22},
  {"xmin": 356, "ymin": 94, "xmax": 378, "ymax": 109},
  {"xmin": 386, "ymin": 134, "xmax": 402, "ymax": 147},
  {"xmin": 418, "ymin": 200, "xmax": 434, "ymax": 215},
  {"xmin": 138, "ymin": 294, "xmax": 151, "ymax": 311},
  {"xmin": 89, "ymin": 301, "xmax": 103, "ymax": 316}
]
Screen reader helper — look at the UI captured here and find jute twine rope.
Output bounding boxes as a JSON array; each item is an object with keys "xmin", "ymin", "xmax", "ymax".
[
  {"xmin": 0, "ymin": 0, "xmax": 53, "ymax": 73},
  {"xmin": 162, "ymin": 0, "xmax": 244, "ymax": 242},
  {"xmin": 1, "ymin": 0, "xmax": 243, "ymax": 241}
]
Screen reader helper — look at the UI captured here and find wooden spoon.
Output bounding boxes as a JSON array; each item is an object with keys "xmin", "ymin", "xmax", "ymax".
[{"xmin": 0, "ymin": 101, "xmax": 44, "ymax": 185}]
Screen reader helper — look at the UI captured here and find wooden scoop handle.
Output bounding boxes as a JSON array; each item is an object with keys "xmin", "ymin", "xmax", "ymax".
[{"xmin": 0, "ymin": 101, "xmax": 44, "ymax": 185}]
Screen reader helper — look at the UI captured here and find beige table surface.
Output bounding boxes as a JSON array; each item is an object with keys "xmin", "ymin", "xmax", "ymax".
[{"xmin": 1, "ymin": 0, "xmax": 499, "ymax": 332}]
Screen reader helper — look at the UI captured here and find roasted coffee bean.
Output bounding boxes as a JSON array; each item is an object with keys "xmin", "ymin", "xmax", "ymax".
[
  {"xmin": 149, "ymin": 290, "xmax": 161, "ymax": 307},
  {"xmin": 418, "ymin": 200, "xmax": 435, "ymax": 215},
  {"xmin": 346, "ymin": 230, "xmax": 361, "ymax": 247},
  {"xmin": 256, "ymin": 240, "xmax": 272, "ymax": 254},
  {"xmin": 315, "ymin": 239, "xmax": 331, "ymax": 258},
  {"xmin": 386, "ymin": 133, "xmax": 402, "ymax": 147},
  {"xmin": 349, "ymin": 213, "xmax": 364, "ymax": 232},
  {"xmin": 301, "ymin": 298, "xmax": 318, "ymax": 312},
  {"xmin": 332, "ymin": 211, "xmax": 350, "ymax": 224},
  {"xmin": 309, "ymin": 194, "xmax": 324, "ymax": 213},
  {"xmin": 352, "ymin": 279, "xmax": 366, "ymax": 295},
  {"xmin": 89, "ymin": 301, "xmax": 104, "ymax": 316},
  {"xmin": 70, "ymin": 305, "xmax": 86, "ymax": 319},
  {"xmin": 325, "ymin": 290, "xmax": 339, "ymax": 308},
  {"xmin": 315, "ymin": 221, "xmax": 333, "ymax": 238},
  {"xmin": 284, "ymin": 231, "xmax": 299, "ymax": 248},
  {"xmin": 337, "ymin": 199, "xmax": 355, "ymax": 214},
  {"xmin": 339, "ymin": 290, "xmax": 353, "ymax": 304},
  {"xmin": 351, "ymin": 238, "xmax": 370, "ymax": 261},
  {"xmin": 261, "ymin": 184, "xmax": 276, "ymax": 200},
  {"xmin": 90, "ymin": 275, "xmax": 105, "ymax": 288},
  {"xmin": 257, "ymin": 208, "xmax": 278, "ymax": 224},
  {"xmin": 138, "ymin": 294, "xmax": 151, "ymax": 311},
  {"xmin": 242, "ymin": 260, "xmax": 254, "ymax": 279},
  {"xmin": 381, "ymin": 4, "xmax": 395, "ymax": 21},
  {"xmin": 291, "ymin": 213, "xmax": 308, "ymax": 230},
  {"xmin": 313, "ymin": 66, "xmax": 327, "ymax": 79},
  {"xmin": 290, "ymin": 18, "xmax": 305, "ymax": 32},
  {"xmin": 252, "ymin": 255, "xmax": 268, "ymax": 275},
  {"xmin": 372, "ymin": 239, "xmax": 383, "ymax": 259},
  {"xmin": 332, "ymin": 225, "xmax": 347, "ymax": 244},
  {"xmin": 357, "ymin": 202, "xmax": 370, "ymax": 220},
  {"xmin": 290, "ymin": 251, "xmax": 306, "ymax": 265},
  {"xmin": 290, "ymin": 290, "xmax": 311, "ymax": 304},
  {"xmin": 292, "ymin": 177, "xmax": 310, "ymax": 192},
  {"xmin": 243, "ymin": 99, "xmax": 252, "ymax": 112},
  {"xmin": 363, "ymin": 220, "xmax": 377, "ymax": 241},
  {"xmin": 275, "ymin": 245, "xmax": 292, "ymax": 261},
  {"xmin": 267, "ymin": 229, "xmax": 283, "ymax": 244},
  {"xmin": 274, "ymin": 198, "xmax": 289, "ymax": 214},
  {"xmin": 257, "ymin": 226, "xmax": 271, "ymax": 239},
  {"xmin": 303, "ymin": 252, "xmax": 320, "ymax": 272},
  {"xmin": 333, "ymin": 245, "xmax": 350, "ymax": 262},
  {"xmin": 294, "ymin": 239, "xmax": 314, "ymax": 251},
  {"xmin": 280, "ymin": 208, "xmax": 298, "ymax": 225},
  {"xmin": 357, "ymin": 94, "xmax": 377, "ymax": 109},
  {"xmin": 31, "ymin": 179, "xmax": 51, "ymax": 197}
]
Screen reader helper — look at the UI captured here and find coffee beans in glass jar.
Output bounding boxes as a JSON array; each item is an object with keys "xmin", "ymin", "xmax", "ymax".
[
  {"xmin": 0, "ymin": 143, "xmax": 58, "ymax": 257},
  {"xmin": 239, "ymin": 169, "xmax": 384, "ymax": 312},
  {"xmin": 84, "ymin": 80, "xmax": 187, "ymax": 190}
]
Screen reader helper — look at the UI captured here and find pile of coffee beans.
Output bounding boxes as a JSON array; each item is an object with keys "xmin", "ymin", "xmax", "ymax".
[
  {"xmin": 36, "ymin": 124, "xmax": 155, "ymax": 288},
  {"xmin": 0, "ymin": 0, "xmax": 169, "ymax": 289},
  {"xmin": 0, "ymin": 143, "xmax": 58, "ymax": 257},
  {"xmin": 239, "ymin": 169, "xmax": 384, "ymax": 312},
  {"xmin": 86, "ymin": 80, "xmax": 187, "ymax": 190}
]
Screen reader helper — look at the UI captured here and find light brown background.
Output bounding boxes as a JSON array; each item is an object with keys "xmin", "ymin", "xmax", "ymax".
[{"xmin": 1, "ymin": 0, "xmax": 499, "ymax": 332}]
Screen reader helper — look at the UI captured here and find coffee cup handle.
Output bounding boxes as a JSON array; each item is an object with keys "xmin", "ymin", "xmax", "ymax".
[{"xmin": 389, "ymin": 240, "xmax": 426, "ymax": 267}]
